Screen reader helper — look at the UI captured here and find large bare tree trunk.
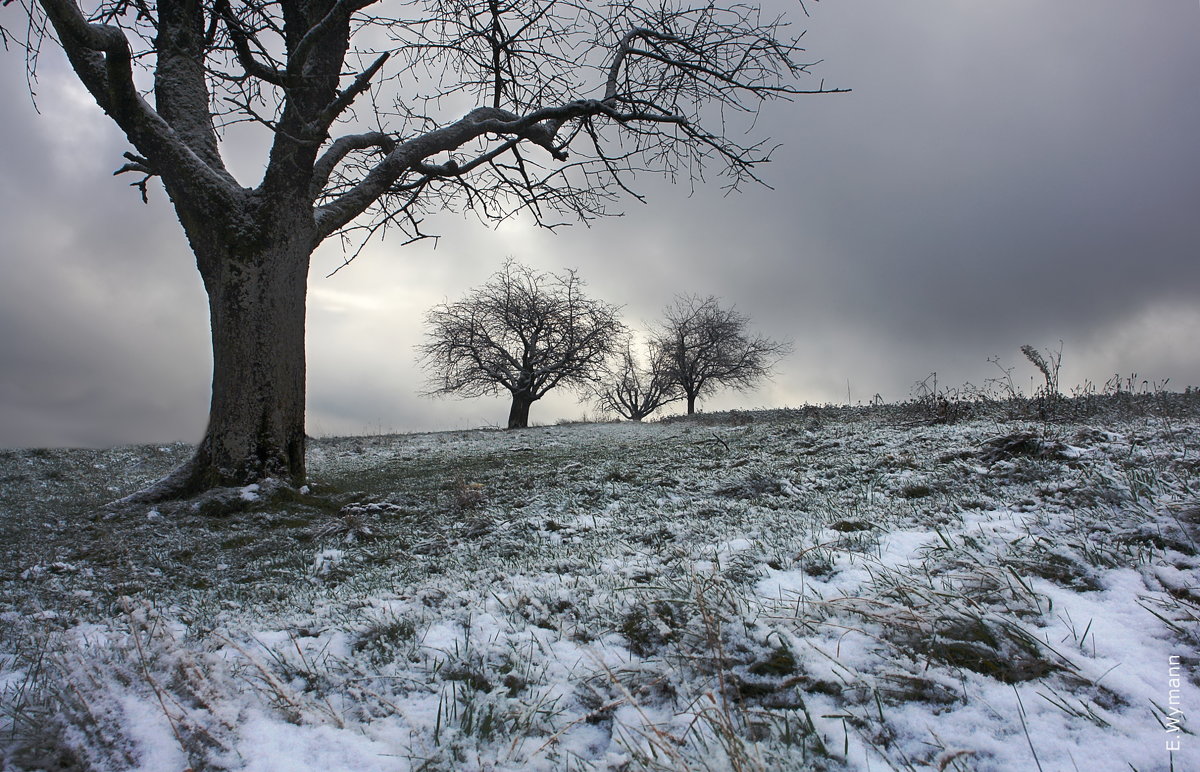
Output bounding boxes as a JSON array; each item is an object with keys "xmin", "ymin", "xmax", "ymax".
[
  {"xmin": 686, "ymin": 393, "xmax": 697, "ymax": 415},
  {"xmin": 199, "ymin": 247, "xmax": 308, "ymax": 486},
  {"xmin": 126, "ymin": 208, "xmax": 312, "ymax": 502},
  {"xmin": 507, "ymin": 391, "xmax": 535, "ymax": 429}
]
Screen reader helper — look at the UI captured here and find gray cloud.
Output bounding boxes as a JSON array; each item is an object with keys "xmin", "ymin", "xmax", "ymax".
[{"xmin": 2, "ymin": 0, "xmax": 1198, "ymax": 446}]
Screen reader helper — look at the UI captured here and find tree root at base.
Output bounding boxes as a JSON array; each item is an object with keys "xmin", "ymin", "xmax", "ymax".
[{"xmin": 107, "ymin": 458, "xmax": 305, "ymax": 518}]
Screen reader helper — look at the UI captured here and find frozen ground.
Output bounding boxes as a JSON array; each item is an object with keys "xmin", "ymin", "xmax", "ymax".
[{"xmin": 1, "ymin": 397, "xmax": 1199, "ymax": 771}]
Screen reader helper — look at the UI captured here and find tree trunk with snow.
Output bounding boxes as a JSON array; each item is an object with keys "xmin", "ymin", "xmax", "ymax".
[
  {"xmin": 194, "ymin": 221, "xmax": 310, "ymax": 491},
  {"xmin": 128, "ymin": 204, "xmax": 314, "ymax": 500}
]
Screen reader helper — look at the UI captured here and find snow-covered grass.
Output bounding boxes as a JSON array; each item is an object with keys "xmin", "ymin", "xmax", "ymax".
[{"xmin": 2, "ymin": 395, "xmax": 1200, "ymax": 771}]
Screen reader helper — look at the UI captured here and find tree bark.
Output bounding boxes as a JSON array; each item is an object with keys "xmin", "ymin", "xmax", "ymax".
[
  {"xmin": 199, "ymin": 243, "xmax": 308, "ymax": 488},
  {"xmin": 126, "ymin": 206, "xmax": 312, "ymax": 502},
  {"xmin": 686, "ymin": 393, "xmax": 697, "ymax": 415},
  {"xmin": 507, "ymin": 391, "xmax": 536, "ymax": 429}
]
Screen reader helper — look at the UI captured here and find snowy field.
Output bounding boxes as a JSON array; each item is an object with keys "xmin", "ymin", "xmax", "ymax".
[{"xmin": 2, "ymin": 397, "xmax": 1199, "ymax": 771}]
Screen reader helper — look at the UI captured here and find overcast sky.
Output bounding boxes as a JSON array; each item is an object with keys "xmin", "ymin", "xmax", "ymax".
[{"xmin": 2, "ymin": 1, "xmax": 1198, "ymax": 448}]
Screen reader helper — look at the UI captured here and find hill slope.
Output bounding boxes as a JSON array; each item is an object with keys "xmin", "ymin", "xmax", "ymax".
[{"xmin": 2, "ymin": 402, "xmax": 1199, "ymax": 770}]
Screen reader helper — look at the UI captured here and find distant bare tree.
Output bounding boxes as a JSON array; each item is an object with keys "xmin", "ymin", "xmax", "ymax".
[
  {"xmin": 594, "ymin": 338, "xmax": 680, "ymax": 421},
  {"xmin": 421, "ymin": 260, "xmax": 623, "ymax": 428},
  {"xmin": 654, "ymin": 294, "xmax": 789, "ymax": 414}
]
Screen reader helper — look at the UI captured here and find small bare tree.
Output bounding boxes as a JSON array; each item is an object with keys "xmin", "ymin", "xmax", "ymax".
[
  {"xmin": 421, "ymin": 259, "xmax": 622, "ymax": 428},
  {"xmin": 654, "ymin": 294, "xmax": 789, "ymax": 414},
  {"xmin": 594, "ymin": 337, "xmax": 679, "ymax": 421}
]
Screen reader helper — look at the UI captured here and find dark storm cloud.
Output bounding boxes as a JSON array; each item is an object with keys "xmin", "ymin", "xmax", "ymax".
[
  {"xmin": 567, "ymin": 0, "xmax": 1200, "ymax": 398},
  {"xmin": 0, "ymin": 55, "xmax": 211, "ymax": 447},
  {"xmin": 2, "ymin": 1, "xmax": 1198, "ymax": 445}
]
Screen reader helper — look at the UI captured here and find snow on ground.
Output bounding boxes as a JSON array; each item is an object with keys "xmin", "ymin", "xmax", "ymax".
[{"xmin": 2, "ymin": 399, "xmax": 1199, "ymax": 771}]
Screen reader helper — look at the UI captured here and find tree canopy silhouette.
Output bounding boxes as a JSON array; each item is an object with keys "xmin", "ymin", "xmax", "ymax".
[
  {"xmin": 654, "ymin": 294, "xmax": 790, "ymax": 414},
  {"xmin": 420, "ymin": 259, "xmax": 622, "ymax": 428},
  {"xmin": 594, "ymin": 337, "xmax": 680, "ymax": 421}
]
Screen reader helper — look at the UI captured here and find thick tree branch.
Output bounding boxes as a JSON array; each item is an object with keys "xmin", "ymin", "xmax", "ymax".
[
  {"xmin": 312, "ymin": 96, "xmax": 689, "ymax": 240},
  {"xmin": 156, "ymin": 0, "xmax": 225, "ymax": 170},
  {"xmin": 287, "ymin": 0, "xmax": 377, "ymax": 78},
  {"xmin": 37, "ymin": 0, "xmax": 242, "ymax": 218},
  {"xmin": 311, "ymin": 130, "xmax": 396, "ymax": 199}
]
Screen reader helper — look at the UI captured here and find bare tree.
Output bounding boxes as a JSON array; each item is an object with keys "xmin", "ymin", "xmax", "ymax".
[
  {"xmin": 5, "ymin": 0, "xmax": 841, "ymax": 501},
  {"xmin": 420, "ymin": 259, "xmax": 622, "ymax": 428},
  {"xmin": 654, "ymin": 294, "xmax": 789, "ymax": 414},
  {"xmin": 594, "ymin": 337, "xmax": 679, "ymax": 421}
]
